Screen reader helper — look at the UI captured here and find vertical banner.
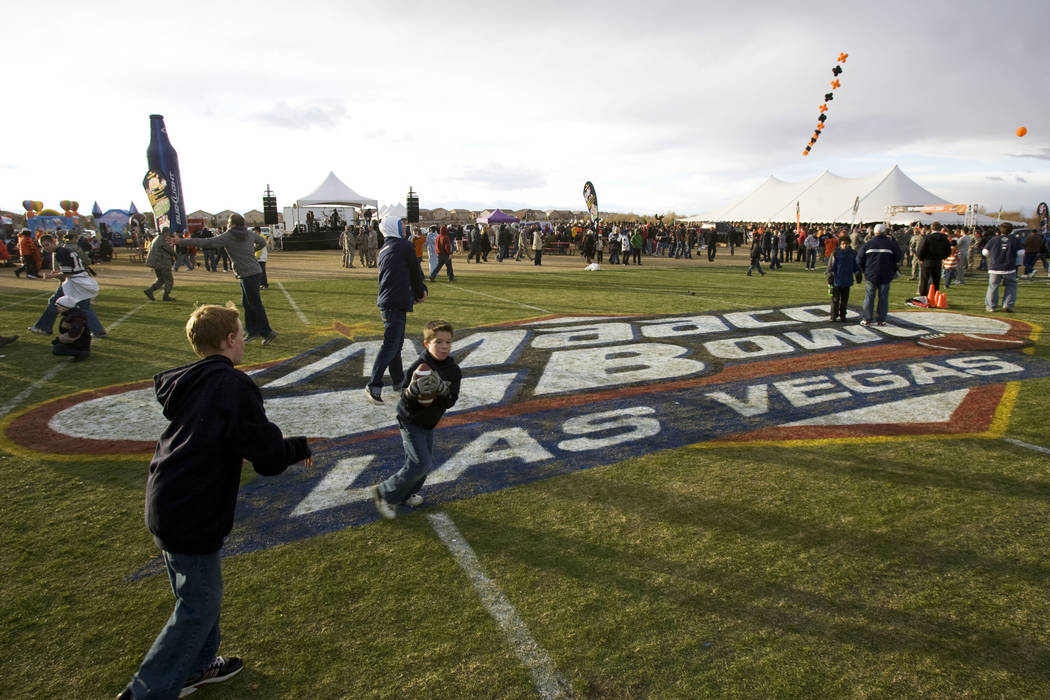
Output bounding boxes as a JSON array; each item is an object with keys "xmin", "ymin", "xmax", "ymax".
[
  {"xmin": 583, "ymin": 181, "xmax": 599, "ymax": 225},
  {"xmin": 142, "ymin": 114, "xmax": 187, "ymax": 234},
  {"xmin": 795, "ymin": 201, "xmax": 800, "ymax": 238}
]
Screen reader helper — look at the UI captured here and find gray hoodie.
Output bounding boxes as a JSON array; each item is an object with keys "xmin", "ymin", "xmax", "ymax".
[{"xmin": 178, "ymin": 227, "xmax": 266, "ymax": 278}]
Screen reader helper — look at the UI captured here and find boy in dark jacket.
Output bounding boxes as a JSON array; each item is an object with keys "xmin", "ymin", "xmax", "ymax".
[
  {"xmin": 118, "ymin": 302, "xmax": 311, "ymax": 700},
  {"xmin": 826, "ymin": 236, "xmax": 861, "ymax": 322},
  {"xmin": 370, "ymin": 319, "xmax": 462, "ymax": 519}
]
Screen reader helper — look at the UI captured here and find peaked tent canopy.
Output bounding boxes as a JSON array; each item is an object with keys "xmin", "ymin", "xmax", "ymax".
[
  {"xmin": 296, "ymin": 171, "xmax": 378, "ymax": 208},
  {"xmin": 476, "ymin": 209, "xmax": 520, "ymax": 224},
  {"xmin": 692, "ymin": 165, "xmax": 1011, "ymax": 227}
]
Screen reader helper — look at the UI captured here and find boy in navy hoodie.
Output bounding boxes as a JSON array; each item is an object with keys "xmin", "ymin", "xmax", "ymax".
[
  {"xmin": 370, "ymin": 319, "xmax": 461, "ymax": 519},
  {"xmin": 826, "ymin": 235, "xmax": 862, "ymax": 322},
  {"xmin": 118, "ymin": 302, "xmax": 311, "ymax": 700}
]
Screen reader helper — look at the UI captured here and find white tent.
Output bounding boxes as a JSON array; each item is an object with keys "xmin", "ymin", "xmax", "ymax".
[
  {"xmin": 296, "ymin": 171, "xmax": 378, "ymax": 208},
  {"xmin": 691, "ymin": 165, "xmax": 1013, "ymax": 227}
]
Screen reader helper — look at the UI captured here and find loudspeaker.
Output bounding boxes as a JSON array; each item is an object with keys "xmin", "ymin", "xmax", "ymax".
[
  {"xmin": 262, "ymin": 195, "xmax": 278, "ymax": 225},
  {"xmin": 406, "ymin": 187, "xmax": 419, "ymax": 224}
]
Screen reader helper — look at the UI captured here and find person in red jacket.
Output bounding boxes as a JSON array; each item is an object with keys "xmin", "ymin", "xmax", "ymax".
[
  {"xmin": 429, "ymin": 225, "xmax": 455, "ymax": 282},
  {"xmin": 14, "ymin": 229, "xmax": 42, "ymax": 279}
]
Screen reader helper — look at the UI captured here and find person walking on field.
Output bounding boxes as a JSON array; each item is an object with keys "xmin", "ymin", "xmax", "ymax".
[
  {"xmin": 430, "ymin": 226, "xmax": 455, "ymax": 282},
  {"xmin": 144, "ymin": 230, "xmax": 177, "ymax": 301},
  {"xmin": 365, "ymin": 216, "xmax": 428, "ymax": 404},
  {"xmin": 115, "ymin": 302, "xmax": 311, "ymax": 700},
  {"xmin": 175, "ymin": 214, "xmax": 278, "ymax": 345}
]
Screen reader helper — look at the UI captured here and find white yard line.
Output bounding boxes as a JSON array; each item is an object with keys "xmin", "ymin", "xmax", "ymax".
[
  {"xmin": 427, "ymin": 512, "xmax": 571, "ymax": 700},
  {"xmin": 0, "ymin": 364, "xmax": 65, "ymax": 420},
  {"xmin": 276, "ymin": 282, "xmax": 310, "ymax": 325},
  {"xmin": 449, "ymin": 285, "xmax": 553, "ymax": 315},
  {"xmin": 1004, "ymin": 438, "xmax": 1050, "ymax": 456},
  {"xmin": 106, "ymin": 302, "xmax": 148, "ymax": 332},
  {"xmin": 0, "ymin": 291, "xmax": 54, "ymax": 310}
]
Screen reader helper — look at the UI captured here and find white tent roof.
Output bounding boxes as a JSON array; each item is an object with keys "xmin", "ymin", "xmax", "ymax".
[
  {"xmin": 296, "ymin": 171, "xmax": 378, "ymax": 208},
  {"xmin": 378, "ymin": 202, "xmax": 407, "ymax": 220},
  {"xmin": 694, "ymin": 165, "xmax": 1010, "ymax": 226}
]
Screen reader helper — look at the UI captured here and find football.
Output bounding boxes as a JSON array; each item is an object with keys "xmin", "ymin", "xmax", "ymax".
[{"xmin": 411, "ymin": 363, "xmax": 437, "ymax": 406}]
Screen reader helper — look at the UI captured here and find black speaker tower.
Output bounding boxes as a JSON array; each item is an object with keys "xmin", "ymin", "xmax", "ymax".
[
  {"xmin": 406, "ymin": 187, "xmax": 419, "ymax": 224},
  {"xmin": 263, "ymin": 185, "xmax": 278, "ymax": 225}
]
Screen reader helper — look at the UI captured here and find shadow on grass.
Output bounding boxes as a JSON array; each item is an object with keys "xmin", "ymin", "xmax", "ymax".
[{"xmin": 448, "ymin": 478, "xmax": 1050, "ymax": 683}]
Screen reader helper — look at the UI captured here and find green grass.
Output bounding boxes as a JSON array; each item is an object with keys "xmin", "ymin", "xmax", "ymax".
[{"xmin": 3, "ymin": 255, "xmax": 1050, "ymax": 698}]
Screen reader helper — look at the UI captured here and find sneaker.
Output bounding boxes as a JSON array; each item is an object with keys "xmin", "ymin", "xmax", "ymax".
[
  {"xmin": 1003, "ymin": 307, "xmax": 1014, "ymax": 313},
  {"xmin": 143, "ymin": 288, "xmax": 155, "ymax": 301},
  {"xmin": 26, "ymin": 274, "xmax": 42, "ymax": 280},
  {"xmin": 369, "ymin": 485, "xmax": 397, "ymax": 520},
  {"xmin": 364, "ymin": 386, "xmax": 383, "ymax": 405},
  {"xmin": 859, "ymin": 320, "xmax": 870, "ymax": 327},
  {"xmin": 180, "ymin": 656, "xmax": 244, "ymax": 697},
  {"xmin": 262, "ymin": 331, "xmax": 278, "ymax": 346},
  {"xmin": 876, "ymin": 322, "xmax": 886, "ymax": 326},
  {"xmin": 162, "ymin": 296, "xmax": 176, "ymax": 302},
  {"xmin": 28, "ymin": 326, "xmax": 48, "ymax": 335},
  {"xmin": 0, "ymin": 335, "xmax": 17, "ymax": 348},
  {"xmin": 243, "ymin": 333, "xmax": 260, "ymax": 342},
  {"xmin": 405, "ymin": 494, "xmax": 424, "ymax": 508},
  {"xmin": 14, "ymin": 268, "xmax": 22, "ymax": 278}
]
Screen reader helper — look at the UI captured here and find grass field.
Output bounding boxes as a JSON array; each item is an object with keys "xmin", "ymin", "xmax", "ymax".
[{"xmin": 3, "ymin": 248, "xmax": 1050, "ymax": 699}]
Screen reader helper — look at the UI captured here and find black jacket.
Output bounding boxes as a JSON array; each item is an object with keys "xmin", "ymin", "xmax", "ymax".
[
  {"xmin": 397, "ymin": 350, "xmax": 462, "ymax": 430},
  {"xmin": 145, "ymin": 355, "xmax": 310, "ymax": 554}
]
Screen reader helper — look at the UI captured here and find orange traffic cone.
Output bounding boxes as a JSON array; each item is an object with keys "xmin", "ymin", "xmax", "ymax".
[
  {"xmin": 935, "ymin": 289, "xmax": 948, "ymax": 309},
  {"xmin": 928, "ymin": 284, "xmax": 937, "ymax": 301}
]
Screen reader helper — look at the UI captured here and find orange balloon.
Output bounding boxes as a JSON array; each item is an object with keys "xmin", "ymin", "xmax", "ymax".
[{"xmin": 1017, "ymin": 126, "xmax": 1027, "ymax": 137}]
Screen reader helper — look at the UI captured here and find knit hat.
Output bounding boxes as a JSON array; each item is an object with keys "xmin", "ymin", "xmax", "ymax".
[{"xmin": 873, "ymin": 223, "xmax": 887, "ymax": 234}]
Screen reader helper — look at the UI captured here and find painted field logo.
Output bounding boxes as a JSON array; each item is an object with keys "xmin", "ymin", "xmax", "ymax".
[{"xmin": 5, "ymin": 306, "xmax": 1045, "ymax": 559}]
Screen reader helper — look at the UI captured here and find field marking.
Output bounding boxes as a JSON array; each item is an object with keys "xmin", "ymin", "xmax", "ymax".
[
  {"xmin": 0, "ymin": 291, "xmax": 54, "ymax": 309},
  {"xmin": 276, "ymin": 282, "xmax": 310, "ymax": 325},
  {"xmin": 448, "ymin": 285, "xmax": 553, "ymax": 314},
  {"xmin": 1004, "ymin": 438, "xmax": 1050, "ymax": 455},
  {"xmin": 0, "ymin": 364, "xmax": 65, "ymax": 421},
  {"xmin": 427, "ymin": 512, "xmax": 571, "ymax": 700},
  {"xmin": 106, "ymin": 302, "xmax": 148, "ymax": 332}
]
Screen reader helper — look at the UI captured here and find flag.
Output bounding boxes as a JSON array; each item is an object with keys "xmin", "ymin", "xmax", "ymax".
[
  {"xmin": 142, "ymin": 114, "xmax": 187, "ymax": 233},
  {"xmin": 795, "ymin": 201, "xmax": 800, "ymax": 237},
  {"xmin": 129, "ymin": 201, "xmax": 140, "ymax": 216},
  {"xmin": 92, "ymin": 201, "xmax": 103, "ymax": 217},
  {"xmin": 583, "ymin": 181, "xmax": 599, "ymax": 224}
]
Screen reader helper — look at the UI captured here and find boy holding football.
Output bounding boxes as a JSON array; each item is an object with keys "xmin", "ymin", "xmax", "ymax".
[{"xmin": 370, "ymin": 319, "xmax": 461, "ymax": 519}]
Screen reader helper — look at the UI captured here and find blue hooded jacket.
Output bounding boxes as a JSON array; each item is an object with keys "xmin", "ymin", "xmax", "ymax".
[{"xmin": 377, "ymin": 217, "xmax": 428, "ymax": 311}]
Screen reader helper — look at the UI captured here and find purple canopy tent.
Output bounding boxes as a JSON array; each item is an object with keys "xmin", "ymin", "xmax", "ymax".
[{"xmin": 476, "ymin": 209, "xmax": 520, "ymax": 224}]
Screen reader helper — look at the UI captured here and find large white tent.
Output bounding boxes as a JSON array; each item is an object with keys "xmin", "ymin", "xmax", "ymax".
[
  {"xmin": 689, "ymin": 165, "xmax": 1012, "ymax": 227},
  {"xmin": 296, "ymin": 171, "xmax": 378, "ymax": 208}
]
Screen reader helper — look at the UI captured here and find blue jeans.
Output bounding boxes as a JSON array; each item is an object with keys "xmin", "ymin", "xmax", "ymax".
[
  {"xmin": 862, "ymin": 279, "xmax": 891, "ymax": 323},
  {"xmin": 368, "ymin": 307, "xmax": 406, "ymax": 390},
  {"xmin": 34, "ymin": 283, "xmax": 105, "ymax": 336},
  {"xmin": 380, "ymin": 422, "xmax": 434, "ymax": 504},
  {"xmin": 239, "ymin": 273, "xmax": 271, "ymax": 337},
  {"xmin": 203, "ymin": 249, "xmax": 219, "ymax": 272},
  {"xmin": 125, "ymin": 550, "xmax": 223, "ymax": 699},
  {"xmin": 1023, "ymin": 252, "xmax": 1037, "ymax": 276},
  {"xmin": 986, "ymin": 272, "xmax": 1017, "ymax": 311},
  {"xmin": 805, "ymin": 249, "xmax": 817, "ymax": 269}
]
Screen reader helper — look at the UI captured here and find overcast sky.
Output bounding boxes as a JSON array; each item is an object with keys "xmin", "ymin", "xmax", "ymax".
[{"xmin": 4, "ymin": 0, "xmax": 1049, "ymax": 218}]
